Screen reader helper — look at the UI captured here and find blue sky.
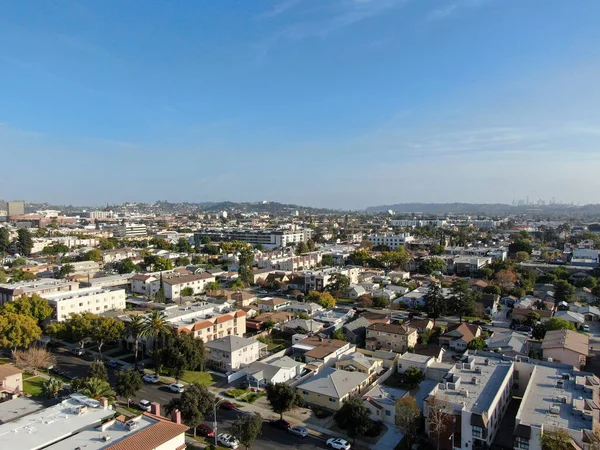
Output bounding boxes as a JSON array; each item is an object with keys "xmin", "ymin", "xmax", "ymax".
[{"xmin": 1, "ymin": 0, "xmax": 600, "ymax": 209}]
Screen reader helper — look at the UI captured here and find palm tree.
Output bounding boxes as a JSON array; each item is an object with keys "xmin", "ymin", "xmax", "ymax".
[
  {"xmin": 79, "ymin": 377, "xmax": 113, "ymax": 400},
  {"xmin": 231, "ymin": 278, "xmax": 244, "ymax": 290},
  {"xmin": 124, "ymin": 315, "xmax": 145, "ymax": 370},
  {"xmin": 141, "ymin": 310, "xmax": 172, "ymax": 375},
  {"xmin": 41, "ymin": 377, "xmax": 62, "ymax": 399},
  {"xmin": 205, "ymin": 281, "xmax": 220, "ymax": 293}
]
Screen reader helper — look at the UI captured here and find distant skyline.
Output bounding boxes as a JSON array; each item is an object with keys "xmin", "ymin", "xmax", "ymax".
[{"xmin": 2, "ymin": 1, "xmax": 600, "ymax": 209}]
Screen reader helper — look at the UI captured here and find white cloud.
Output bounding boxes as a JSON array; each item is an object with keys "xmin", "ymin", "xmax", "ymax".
[{"xmin": 427, "ymin": 0, "xmax": 492, "ymax": 21}]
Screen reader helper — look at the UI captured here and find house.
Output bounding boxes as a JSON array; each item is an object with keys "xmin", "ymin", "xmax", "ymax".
[
  {"xmin": 177, "ymin": 310, "xmax": 247, "ymax": 341},
  {"xmin": 406, "ymin": 318, "xmax": 434, "ymax": 334},
  {"xmin": 231, "ymin": 290, "xmax": 257, "ymax": 307},
  {"xmin": 578, "ymin": 305, "xmax": 600, "ymax": 322},
  {"xmin": 257, "ymin": 297, "xmax": 292, "ymax": 312},
  {"xmin": 44, "ymin": 287, "xmax": 127, "ymax": 322},
  {"xmin": 542, "ymin": 329, "xmax": 588, "ymax": 368},
  {"xmin": 283, "ymin": 301, "xmax": 323, "ymax": 316},
  {"xmin": 0, "ymin": 365, "xmax": 23, "ymax": 400},
  {"xmin": 371, "ymin": 289, "xmax": 397, "ymax": 301},
  {"xmin": 397, "ymin": 352, "xmax": 434, "ymax": 374},
  {"xmin": 363, "ymin": 384, "xmax": 408, "ymax": 425},
  {"xmin": 296, "ymin": 367, "xmax": 370, "ymax": 411},
  {"xmin": 282, "ymin": 318, "xmax": 324, "ymax": 334},
  {"xmin": 397, "ymin": 287, "xmax": 428, "ymax": 307},
  {"xmin": 293, "ymin": 336, "xmax": 354, "ymax": 366},
  {"xmin": 438, "ymin": 322, "xmax": 481, "ymax": 351},
  {"xmin": 251, "ymin": 269, "xmax": 278, "ymax": 285},
  {"xmin": 244, "ymin": 356, "xmax": 305, "ymax": 387},
  {"xmin": 554, "ymin": 310, "xmax": 585, "ymax": 327},
  {"xmin": 342, "ymin": 317, "xmax": 372, "ymax": 346},
  {"xmin": 205, "ymin": 336, "xmax": 267, "ymax": 371},
  {"xmin": 387, "ymin": 270, "xmax": 410, "ymax": 282},
  {"xmin": 512, "ymin": 307, "xmax": 553, "ymax": 323},
  {"xmin": 485, "ymin": 331, "xmax": 528, "ymax": 356},
  {"xmin": 575, "ymin": 287, "xmax": 598, "ymax": 303},
  {"xmin": 335, "ymin": 352, "xmax": 382, "ymax": 380},
  {"xmin": 413, "ymin": 344, "xmax": 446, "ymax": 362},
  {"xmin": 246, "ymin": 311, "xmax": 292, "ymax": 331},
  {"xmin": 348, "ymin": 285, "xmax": 367, "ymax": 299},
  {"xmin": 365, "ymin": 323, "xmax": 418, "ymax": 353},
  {"xmin": 470, "ymin": 279, "xmax": 489, "ymax": 292},
  {"xmin": 313, "ymin": 308, "xmax": 355, "ymax": 327},
  {"xmin": 477, "ymin": 293, "xmax": 499, "ymax": 316}
]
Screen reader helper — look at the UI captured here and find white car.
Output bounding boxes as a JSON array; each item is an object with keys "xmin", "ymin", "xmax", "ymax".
[
  {"xmin": 138, "ymin": 399, "xmax": 151, "ymax": 411},
  {"xmin": 168, "ymin": 383, "xmax": 185, "ymax": 393},
  {"xmin": 143, "ymin": 374, "xmax": 160, "ymax": 383},
  {"xmin": 326, "ymin": 438, "xmax": 351, "ymax": 450},
  {"xmin": 584, "ymin": 325, "xmax": 591, "ymax": 332},
  {"xmin": 217, "ymin": 433, "xmax": 239, "ymax": 449}
]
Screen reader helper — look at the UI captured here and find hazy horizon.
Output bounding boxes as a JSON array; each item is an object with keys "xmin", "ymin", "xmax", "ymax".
[{"xmin": 2, "ymin": 1, "xmax": 600, "ymax": 209}]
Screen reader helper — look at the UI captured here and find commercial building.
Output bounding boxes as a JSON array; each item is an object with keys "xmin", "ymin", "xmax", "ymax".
[
  {"xmin": 424, "ymin": 355, "xmax": 514, "ymax": 450},
  {"xmin": 6, "ymin": 200, "xmax": 25, "ymax": 217},
  {"xmin": 44, "ymin": 287, "xmax": 127, "ymax": 321},
  {"xmin": 205, "ymin": 335, "xmax": 267, "ymax": 371},
  {"xmin": 115, "ymin": 223, "xmax": 147, "ymax": 238},
  {"xmin": 0, "ymin": 279, "xmax": 80, "ymax": 305},
  {"xmin": 368, "ymin": 233, "xmax": 415, "ymax": 249},
  {"xmin": 194, "ymin": 228, "xmax": 312, "ymax": 248}
]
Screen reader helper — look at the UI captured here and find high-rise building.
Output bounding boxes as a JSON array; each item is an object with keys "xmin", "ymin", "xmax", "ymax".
[{"xmin": 7, "ymin": 201, "xmax": 24, "ymax": 217}]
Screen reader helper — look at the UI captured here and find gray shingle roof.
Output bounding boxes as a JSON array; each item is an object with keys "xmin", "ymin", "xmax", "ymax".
[{"xmin": 297, "ymin": 367, "xmax": 368, "ymax": 399}]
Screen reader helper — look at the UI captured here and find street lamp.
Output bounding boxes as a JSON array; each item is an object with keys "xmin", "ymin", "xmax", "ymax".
[
  {"xmin": 213, "ymin": 397, "xmax": 227, "ymax": 448},
  {"xmin": 449, "ymin": 433, "xmax": 455, "ymax": 449}
]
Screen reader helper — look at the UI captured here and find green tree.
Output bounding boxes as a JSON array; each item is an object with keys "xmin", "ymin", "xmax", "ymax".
[
  {"xmin": 420, "ymin": 257, "xmax": 447, "ymax": 275},
  {"xmin": 231, "ymin": 278, "xmax": 245, "ymax": 290},
  {"xmin": 0, "ymin": 228, "xmax": 9, "ymax": 255},
  {"xmin": 11, "ymin": 257, "xmax": 27, "ymax": 267},
  {"xmin": 88, "ymin": 361, "xmax": 109, "ymax": 381},
  {"xmin": 181, "ymin": 287, "xmax": 194, "ymax": 298},
  {"xmin": 164, "ymin": 383, "xmax": 215, "ymax": 437},
  {"xmin": 84, "ymin": 249, "xmax": 103, "ymax": 261},
  {"xmin": 332, "ymin": 328, "xmax": 348, "ymax": 341},
  {"xmin": 0, "ymin": 312, "xmax": 42, "ymax": 349},
  {"xmin": 91, "ymin": 316, "xmax": 125, "ymax": 359},
  {"xmin": 333, "ymin": 396, "xmax": 371, "ymax": 443},
  {"xmin": 306, "ymin": 290, "xmax": 336, "ymax": 308},
  {"xmin": 238, "ymin": 247, "xmax": 254, "ymax": 285},
  {"xmin": 232, "ymin": 412, "xmax": 263, "ymax": 450},
  {"xmin": 117, "ymin": 258, "xmax": 141, "ymax": 274},
  {"xmin": 115, "ymin": 369, "xmax": 143, "ymax": 401},
  {"xmin": 78, "ymin": 377, "xmax": 114, "ymax": 400},
  {"xmin": 467, "ymin": 337, "xmax": 486, "ymax": 350},
  {"xmin": 296, "ymin": 241, "xmax": 309, "ymax": 255},
  {"xmin": 42, "ymin": 243, "xmax": 70, "ymax": 255},
  {"xmin": 17, "ymin": 228, "xmax": 33, "ymax": 256},
  {"xmin": 206, "ymin": 281, "xmax": 220, "ymax": 292},
  {"xmin": 175, "ymin": 256, "xmax": 190, "ymax": 267},
  {"xmin": 1, "ymin": 294, "xmax": 53, "ymax": 324},
  {"xmin": 430, "ymin": 244, "xmax": 445, "ymax": 256},
  {"xmin": 61, "ymin": 312, "xmax": 95, "ymax": 349},
  {"xmin": 326, "ymin": 273, "xmax": 350, "ymax": 298},
  {"xmin": 348, "ymin": 248, "xmax": 370, "ymax": 266},
  {"xmin": 554, "ymin": 280, "xmax": 575, "ymax": 304},
  {"xmin": 58, "ymin": 263, "xmax": 75, "ymax": 279},
  {"xmin": 401, "ymin": 366, "xmax": 425, "ymax": 388},
  {"xmin": 150, "ymin": 237, "xmax": 172, "ymax": 250},
  {"xmin": 41, "ymin": 377, "xmax": 63, "ymax": 399},
  {"xmin": 515, "ymin": 251, "xmax": 530, "ymax": 262},
  {"xmin": 321, "ymin": 254, "xmax": 334, "ymax": 266},
  {"xmin": 424, "ymin": 283, "xmax": 446, "ymax": 324},
  {"xmin": 449, "ymin": 278, "xmax": 475, "ymax": 323},
  {"xmin": 9, "ymin": 269, "xmax": 36, "ymax": 282},
  {"xmin": 141, "ymin": 310, "xmax": 172, "ymax": 374},
  {"xmin": 540, "ymin": 428, "xmax": 574, "ymax": 450},
  {"xmin": 545, "ymin": 317, "xmax": 576, "ymax": 332},
  {"xmin": 265, "ymin": 382, "xmax": 298, "ymax": 419},
  {"xmin": 483, "ymin": 284, "xmax": 502, "ymax": 296},
  {"xmin": 372, "ymin": 296, "xmax": 389, "ymax": 308},
  {"xmin": 177, "ymin": 237, "xmax": 192, "ymax": 253},
  {"xmin": 395, "ymin": 396, "xmax": 422, "ymax": 447},
  {"xmin": 154, "ymin": 256, "xmax": 174, "ymax": 271},
  {"xmin": 124, "ymin": 315, "xmax": 145, "ymax": 370}
]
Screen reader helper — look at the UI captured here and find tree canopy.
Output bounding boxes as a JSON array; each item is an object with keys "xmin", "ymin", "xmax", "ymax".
[
  {"xmin": 0, "ymin": 312, "xmax": 42, "ymax": 349},
  {"xmin": 333, "ymin": 396, "xmax": 371, "ymax": 442},
  {"xmin": 265, "ymin": 382, "xmax": 297, "ymax": 419},
  {"xmin": 231, "ymin": 412, "xmax": 263, "ymax": 449}
]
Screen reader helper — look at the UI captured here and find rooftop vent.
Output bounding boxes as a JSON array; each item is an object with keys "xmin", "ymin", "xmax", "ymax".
[
  {"xmin": 460, "ymin": 390, "xmax": 470, "ymax": 398},
  {"xmin": 484, "ymin": 358, "xmax": 490, "ymax": 366}
]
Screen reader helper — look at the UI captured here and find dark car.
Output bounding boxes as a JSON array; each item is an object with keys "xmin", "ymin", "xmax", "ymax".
[
  {"xmin": 197, "ymin": 424, "xmax": 215, "ymax": 438},
  {"xmin": 105, "ymin": 360, "xmax": 119, "ymax": 368},
  {"xmin": 472, "ymin": 320, "xmax": 486, "ymax": 326},
  {"xmin": 220, "ymin": 401, "xmax": 236, "ymax": 410},
  {"xmin": 517, "ymin": 326, "xmax": 533, "ymax": 333},
  {"xmin": 270, "ymin": 419, "xmax": 291, "ymax": 430}
]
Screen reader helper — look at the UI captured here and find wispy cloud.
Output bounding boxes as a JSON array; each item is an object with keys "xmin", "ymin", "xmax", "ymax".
[
  {"xmin": 427, "ymin": 0, "xmax": 492, "ymax": 21},
  {"xmin": 257, "ymin": 0, "xmax": 302, "ymax": 19}
]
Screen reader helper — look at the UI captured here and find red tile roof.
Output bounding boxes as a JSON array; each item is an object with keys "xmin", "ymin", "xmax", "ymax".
[{"xmin": 106, "ymin": 413, "xmax": 188, "ymax": 450}]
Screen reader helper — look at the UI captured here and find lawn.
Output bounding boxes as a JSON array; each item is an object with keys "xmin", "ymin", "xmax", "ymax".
[
  {"xmin": 23, "ymin": 376, "xmax": 44, "ymax": 397},
  {"xmin": 180, "ymin": 371, "xmax": 218, "ymax": 386},
  {"xmin": 241, "ymin": 392, "xmax": 264, "ymax": 404},
  {"xmin": 225, "ymin": 388, "xmax": 247, "ymax": 398}
]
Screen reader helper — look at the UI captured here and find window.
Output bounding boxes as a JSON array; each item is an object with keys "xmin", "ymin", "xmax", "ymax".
[
  {"xmin": 515, "ymin": 437, "xmax": 529, "ymax": 450},
  {"xmin": 329, "ymin": 397, "xmax": 336, "ymax": 403},
  {"xmin": 385, "ymin": 410, "xmax": 391, "ymax": 416},
  {"xmin": 472, "ymin": 426, "xmax": 483, "ymax": 438}
]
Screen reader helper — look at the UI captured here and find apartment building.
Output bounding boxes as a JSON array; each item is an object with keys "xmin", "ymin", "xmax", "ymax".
[
  {"xmin": 368, "ymin": 233, "xmax": 415, "ymax": 249},
  {"xmin": 0, "ymin": 279, "xmax": 80, "ymax": 305},
  {"xmin": 163, "ymin": 272, "xmax": 216, "ymax": 299},
  {"xmin": 177, "ymin": 310, "xmax": 247, "ymax": 341},
  {"xmin": 365, "ymin": 322, "xmax": 418, "ymax": 353},
  {"xmin": 542, "ymin": 329, "xmax": 589, "ymax": 368},
  {"xmin": 87, "ymin": 210, "xmax": 114, "ymax": 220},
  {"xmin": 293, "ymin": 336, "xmax": 355, "ymax": 366},
  {"xmin": 115, "ymin": 223, "xmax": 147, "ymax": 238},
  {"xmin": 258, "ymin": 251, "xmax": 323, "ymax": 271},
  {"xmin": 205, "ymin": 336, "xmax": 267, "ymax": 371},
  {"xmin": 424, "ymin": 355, "xmax": 514, "ymax": 450},
  {"xmin": 194, "ymin": 228, "xmax": 312, "ymax": 248},
  {"xmin": 44, "ymin": 287, "xmax": 126, "ymax": 321},
  {"xmin": 303, "ymin": 266, "xmax": 360, "ymax": 292},
  {"xmin": 391, "ymin": 219, "xmax": 448, "ymax": 228}
]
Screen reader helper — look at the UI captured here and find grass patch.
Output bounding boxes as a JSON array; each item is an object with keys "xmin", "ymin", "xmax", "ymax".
[
  {"xmin": 225, "ymin": 388, "xmax": 247, "ymax": 398},
  {"xmin": 463, "ymin": 316, "xmax": 489, "ymax": 323},
  {"xmin": 241, "ymin": 392, "xmax": 264, "ymax": 403},
  {"xmin": 312, "ymin": 406, "xmax": 333, "ymax": 419},
  {"xmin": 180, "ymin": 371, "xmax": 218, "ymax": 386},
  {"xmin": 336, "ymin": 298, "xmax": 355, "ymax": 304},
  {"xmin": 23, "ymin": 376, "xmax": 44, "ymax": 397}
]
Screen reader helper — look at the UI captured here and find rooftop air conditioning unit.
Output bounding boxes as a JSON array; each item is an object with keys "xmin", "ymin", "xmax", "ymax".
[
  {"xmin": 474, "ymin": 367, "xmax": 482, "ymax": 374},
  {"xmin": 102, "ymin": 435, "xmax": 111, "ymax": 442},
  {"xmin": 484, "ymin": 358, "xmax": 490, "ymax": 366},
  {"xmin": 460, "ymin": 390, "xmax": 470, "ymax": 398}
]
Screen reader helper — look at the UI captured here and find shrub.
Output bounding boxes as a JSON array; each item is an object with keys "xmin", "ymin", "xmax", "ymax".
[{"xmin": 364, "ymin": 419, "xmax": 385, "ymax": 437}]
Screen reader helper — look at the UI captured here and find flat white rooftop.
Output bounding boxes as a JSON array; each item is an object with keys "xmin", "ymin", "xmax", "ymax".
[
  {"xmin": 0, "ymin": 279, "xmax": 78, "ymax": 292},
  {"xmin": 44, "ymin": 287, "xmax": 124, "ymax": 302},
  {"xmin": 0, "ymin": 394, "xmax": 114, "ymax": 450},
  {"xmin": 162, "ymin": 302, "xmax": 228, "ymax": 325}
]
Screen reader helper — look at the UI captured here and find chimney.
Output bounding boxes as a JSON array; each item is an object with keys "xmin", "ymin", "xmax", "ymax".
[
  {"xmin": 150, "ymin": 402, "xmax": 161, "ymax": 416},
  {"xmin": 99, "ymin": 397, "xmax": 109, "ymax": 409},
  {"xmin": 171, "ymin": 408, "xmax": 182, "ymax": 424}
]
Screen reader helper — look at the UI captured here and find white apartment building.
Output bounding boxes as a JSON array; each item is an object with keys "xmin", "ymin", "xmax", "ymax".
[
  {"xmin": 424, "ymin": 355, "xmax": 514, "ymax": 450},
  {"xmin": 391, "ymin": 219, "xmax": 448, "ymax": 228},
  {"xmin": 44, "ymin": 287, "xmax": 126, "ymax": 321},
  {"xmin": 87, "ymin": 210, "xmax": 114, "ymax": 219},
  {"xmin": 257, "ymin": 251, "xmax": 323, "ymax": 271},
  {"xmin": 115, "ymin": 223, "xmax": 147, "ymax": 238},
  {"xmin": 368, "ymin": 233, "xmax": 415, "ymax": 249},
  {"xmin": 0, "ymin": 279, "xmax": 80, "ymax": 305},
  {"xmin": 130, "ymin": 272, "xmax": 216, "ymax": 300},
  {"xmin": 193, "ymin": 228, "xmax": 312, "ymax": 249},
  {"xmin": 304, "ymin": 266, "xmax": 361, "ymax": 292}
]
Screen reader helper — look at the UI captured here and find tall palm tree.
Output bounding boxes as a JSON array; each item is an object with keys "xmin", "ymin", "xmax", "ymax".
[
  {"xmin": 124, "ymin": 315, "xmax": 145, "ymax": 370},
  {"xmin": 141, "ymin": 310, "xmax": 171, "ymax": 375},
  {"xmin": 79, "ymin": 377, "xmax": 113, "ymax": 400}
]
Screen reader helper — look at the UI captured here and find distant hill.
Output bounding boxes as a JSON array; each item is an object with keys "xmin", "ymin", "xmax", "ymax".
[{"xmin": 365, "ymin": 202, "xmax": 600, "ymax": 216}]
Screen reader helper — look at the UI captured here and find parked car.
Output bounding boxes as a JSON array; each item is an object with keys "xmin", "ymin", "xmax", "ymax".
[
  {"xmin": 197, "ymin": 424, "xmax": 215, "ymax": 438},
  {"xmin": 517, "ymin": 326, "xmax": 533, "ymax": 333},
  {"xmin": 105, "ymin": 360, "xmax": 119, "ymax": 368},
  {"xmin": 143, "ymin": 374, "xmax": 160, "ymax": 383},
  {"xmin": 584, "ymin": 325, "xmax": 591, "ymax": 332},
  {"xmin": 472, "ymin": 320, "xmax": 486, "ymax": 326},
  {"xmin": 168, "ymin": 383, "xmax": 185, "ymax": 393},
  {"xmin": 270, "ymin": 419, "xmax": 290, "ymax": 430},
  {"xmin": 138, "ymin": 399, "xmax": 151, "ymax": 412},
  {"xmin": 220, "ymin": 401, "xmax": 236, "ymax": 410},
  {"xmin": 217, "ymin": 433, "xmax": 239, "ymax": 449},
  {"xmin": 326, "ymin": 438, "xmax": 351, "ymax": 450},
  {"xmin": 70, "ymin": 347, "xmax": 85, "ymax": 356},
  {"xmin": 288, "ymin": 425, "xmax": 308, "ymax": 438}
]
